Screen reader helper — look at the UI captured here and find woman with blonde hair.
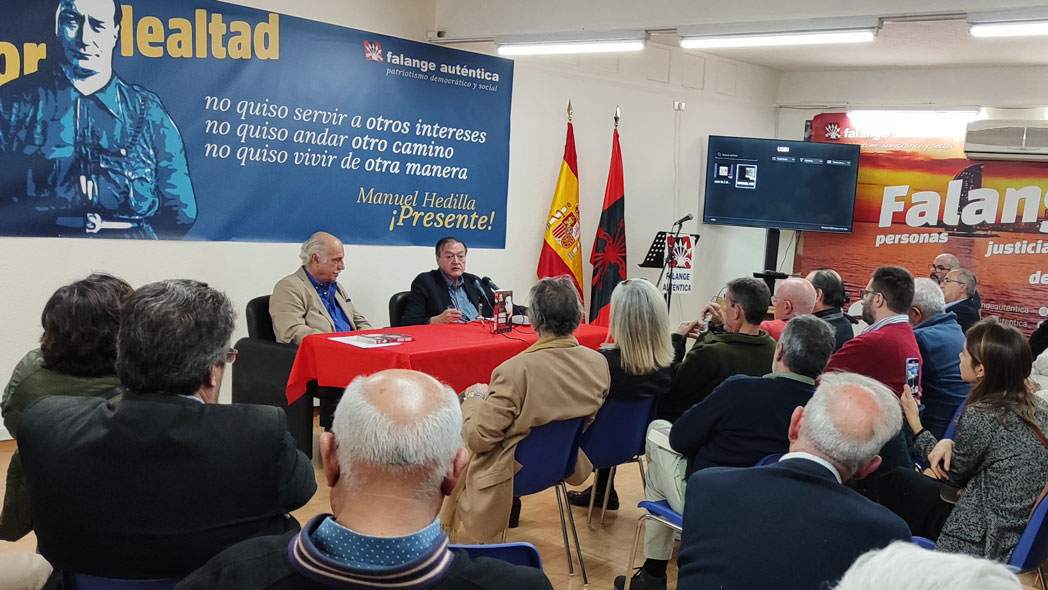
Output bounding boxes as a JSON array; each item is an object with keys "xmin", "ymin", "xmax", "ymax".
[{"xmin": 568, "ymin": 278, "xmax": 674, "ymax": 510}]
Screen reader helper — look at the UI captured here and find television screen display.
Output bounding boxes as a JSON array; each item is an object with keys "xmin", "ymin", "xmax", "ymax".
[{"xmin": 702, "ymin": 135, "xmax": 860, "ymax": 233}]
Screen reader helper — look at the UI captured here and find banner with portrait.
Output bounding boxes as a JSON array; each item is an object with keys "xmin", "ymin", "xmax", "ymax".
[
  {"xmin": 0, "ymin": 0, "xmax": 513, "ymax": 245},
  {"xmin": 797, "ymin": 112, "xmax": 1048, "ymax": 333}
]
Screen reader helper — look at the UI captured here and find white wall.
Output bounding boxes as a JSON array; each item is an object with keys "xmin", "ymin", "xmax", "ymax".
[{"xmin": 0, "ymin": 2, "xmax": 781, "ymax": 438}]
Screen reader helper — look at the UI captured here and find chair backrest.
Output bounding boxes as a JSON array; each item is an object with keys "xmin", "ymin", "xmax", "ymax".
[
  {"xmin": 911, "ymin": 536, "xmax": 936, "ymax": 549},
  {"xmin": 74, "ymin": 574, "xmax": 178, "ymax": 590},
  {"xmin": 245, "ymin": 295, "xmax": 276, "ymax": 341},
  {"xmin": 388, "ymin": 291, "xmax": 412, "ymax": 327},
  {"xmin": 513, "ymin": 418, "xmax": 585, "ymax": 497},
  {"xmin": 449, "ymin": 542, "xmax": 543, "ymax": 570},
  {"xmin": 1008, "ymin": 490, "xmax": 1048, "ymax": 572},
  {"xmin": 756, "ymin": 453, "xmax": 784, "ymax": 466},
  {"xmin": 579, "ymin": 397, "xmax": 657, "ymax": 468}
]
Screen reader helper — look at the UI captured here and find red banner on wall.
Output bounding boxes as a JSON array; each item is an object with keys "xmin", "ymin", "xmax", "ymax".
[{"xmin": 797, "ymin": 112, "xmax": 1048, "ymax": 333}]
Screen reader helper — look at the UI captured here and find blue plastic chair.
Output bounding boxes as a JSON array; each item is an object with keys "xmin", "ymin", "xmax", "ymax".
[
  {"xmin": 73, "ymin": 574, "xmax": 178, "ymax": 589},
  {"xmin": 756, "ymin": 453, "xmax": 784, "ymax": 466},
  {"xmin": 449, "ymin": 542, "xmax": 544, "ymax": 570},
  {"xmin": 512, "ymin": 417, "xmax": 589, "ymax": 585},
  {"xmin": 625, "ymin": 500, "xmax": 683, "ymax": 590},
  {"xmin": 911, "ymin": 536, "xmax": 936, "ymax": 549},
  {"xmin": 578, "ymin": 397, "xmax": 657, "ymax": 525},
  {"xmin": 1008, "ymin": 491, "xmax": 1048, "ymax": 587}
]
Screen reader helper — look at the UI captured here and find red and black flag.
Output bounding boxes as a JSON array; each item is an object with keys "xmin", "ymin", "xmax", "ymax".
[{"xmin": 589, "ymin": 127, "xmax": 626, "ymax": 326}]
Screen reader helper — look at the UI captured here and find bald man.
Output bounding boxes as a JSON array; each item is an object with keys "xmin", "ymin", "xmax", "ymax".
[
  {"xmin": 667, "ymin": 373, "xmax": 910, "ymax": 590},
  {"xmin": 270, "ymin": 231, "xmax": 372, "ymax": 344},
  {"xmin": 181, "ymin": 370, "xmax": 553, "ymax": 590},
  {"xmin": 760, "ymin": 277, "xmax": 817, "ymax": 341},
  {"xmin": 929, "ymin": 253, "xmax": 959, "ymax": 284}
]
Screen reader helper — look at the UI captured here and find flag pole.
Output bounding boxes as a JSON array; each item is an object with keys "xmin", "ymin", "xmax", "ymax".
[
  {"xmin": 614, "ymin": 105, "xmax": 620, "ymax": 128},
  {"xmin": 567, "ymin": 99, "xmax": 573, "ymax": 122}
]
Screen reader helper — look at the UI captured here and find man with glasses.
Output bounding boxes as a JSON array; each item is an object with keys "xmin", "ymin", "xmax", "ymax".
[
  {"xmin": 825, "ymin": 266, "xmax": 922, "ymax": 397},
  {"xmin": 928, "ymin": 254, "xmax": 959, "ymax": 284},
  {"xmin": 658, "ymin": 277, "xmax": 777, "ymax": 423},
  {"xmin": 17, "ymin": 280, "xmax": 316, "ymax": 580},
  {"xmin": 941, "ymin": 268, "xmax": 980, "ymax": 333},
  {"xmin": 401, "ymin": 237, "xmax": 522, "ymax": 325}
]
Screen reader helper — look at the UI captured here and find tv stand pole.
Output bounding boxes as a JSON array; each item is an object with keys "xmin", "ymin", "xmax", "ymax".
[{"xmin": 754, "ymin": 228, "xmax": 788, "ymax": 294}]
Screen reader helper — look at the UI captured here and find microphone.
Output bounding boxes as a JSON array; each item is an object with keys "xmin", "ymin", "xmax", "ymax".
[
  {"xmin": 481, "ymin": 276, "xmax": 500, "ymax": 290},
  {"xmin": 672, "ymin": 213, "xmax": 694, "ymax": 226},
  {"xmin": 477, "ymin": 276, "xmax": 498, "ymax": 315}
]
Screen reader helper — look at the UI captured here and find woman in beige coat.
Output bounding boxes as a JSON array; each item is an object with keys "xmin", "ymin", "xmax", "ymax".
[{"xmin": 441, "ymin": 277, "xmax": 611, "ymax": 543}]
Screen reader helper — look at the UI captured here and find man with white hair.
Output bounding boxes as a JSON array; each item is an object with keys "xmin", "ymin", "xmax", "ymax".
[
  {"xmin": 941, "ymin": 268, "xmax": 981, "ymax": 333},
  {"xmin": 833, "ymin": 541, "xmax": 1022, "ymax": 590},
  {"xmin": 673, "ymin": 372, "xmax": 910, "ymax": 590},
  {"xmin": 760, "ymin": 277, "xmax": 818, "ymax": 340},
  {"xmin": 270, "ymin": 231, "xmax": 372, "ymax": 344},
  {"xmin": 179, "ymin": 370, "xmax": 553, "ymax": 589},
  {"xmin": 908, "ymin": 278, "xmax": 968, "ymax": 439}
]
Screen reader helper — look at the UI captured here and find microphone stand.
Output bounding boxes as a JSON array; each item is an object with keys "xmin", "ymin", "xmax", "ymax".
[{"xmin": 658, "ymin": 219, "xmax": 686, "ymax": 312}]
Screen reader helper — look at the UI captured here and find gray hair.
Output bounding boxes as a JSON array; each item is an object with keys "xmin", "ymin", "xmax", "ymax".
[
  {"xmin": 912, "ymin": 278, "xmax": 946, "ymax": 317},
  {"xmin": 954, "ymin": 268, "xmax": 977, "ymax": 297},
  {"xmin": 299, "ymin": 232, "xmax": 336, "ymax": 265},
  {"xmin": 779, "ymin": 315, "xmax": 836, "ymax": 379},
  {"xmin": 333, "ymin": 373, "xmax": 462, "ymax": 495},
  {"xmin": 117, "ymin": 280, "xmax": 235, "ymax": 396},
  {"xmin": 605, "ymin": 279, "xmax": 674, "ymax": 375},
  {"xmin": 800, "ymin": 372, "xmax": 902, "ymax": 476},
  {"xmin": 833, "ymin": 541, "xmax": 1021, "ymax": 590},
  {"xmin": 527, "ymin": 277, "xmax": 583, "ymax": 337}
]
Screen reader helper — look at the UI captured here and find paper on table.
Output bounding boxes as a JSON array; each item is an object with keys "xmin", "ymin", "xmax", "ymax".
[{"xmin": 329, "ymin": 335, "xmax": 402, "ymax": 348}]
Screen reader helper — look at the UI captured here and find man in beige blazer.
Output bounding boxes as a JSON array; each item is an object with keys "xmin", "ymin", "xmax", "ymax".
[
  {"xmin": 270, "ymin": 232, "xmax": 372, "ymax": 345},
  {"xmin": 440, "ymin": 277, "xmax": 611, "ymax": 543}
]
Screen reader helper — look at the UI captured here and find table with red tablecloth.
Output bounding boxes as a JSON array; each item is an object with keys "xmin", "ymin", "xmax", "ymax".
[{"xmin": 285, "ymin": 322, "xmax": 609, "ymax": 403}]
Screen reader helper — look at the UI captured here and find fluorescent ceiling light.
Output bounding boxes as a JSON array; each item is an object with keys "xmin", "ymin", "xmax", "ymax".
[
  {"xmin": 495, "ymin": 31, "xmax": 647, "ymax": 56},
  {"xmin": 970, "ymin": 21, "xmax": 1048, "ymax": 38},
  {"xmin": 679, "ymin": 17, "xmax": 880, "ymax": 49},
  {"xmin": 968, "ymin": 8, "xmax": 1048, "ymax": 38}
]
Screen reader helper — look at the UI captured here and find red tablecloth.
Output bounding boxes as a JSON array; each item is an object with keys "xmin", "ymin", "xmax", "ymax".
[{"xmin": 285, "ymin": 323, "xmax": 609, "ymax": 403}]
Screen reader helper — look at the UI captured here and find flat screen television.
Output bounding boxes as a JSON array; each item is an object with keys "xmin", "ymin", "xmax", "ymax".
[{"xmin": 702, "ymin": 135, "xmax": 860, "ymax": 234}]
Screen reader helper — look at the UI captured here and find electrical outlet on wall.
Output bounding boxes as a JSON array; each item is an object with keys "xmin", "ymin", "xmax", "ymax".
[{"xmin": 673, "ymin": 101, "xmax": 686, "ymax": 111}]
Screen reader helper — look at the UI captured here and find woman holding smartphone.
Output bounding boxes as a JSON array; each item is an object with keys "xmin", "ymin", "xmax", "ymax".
[{"xmin": 880, "ymin": 317, "xmax": 1048, "ymax": 561}]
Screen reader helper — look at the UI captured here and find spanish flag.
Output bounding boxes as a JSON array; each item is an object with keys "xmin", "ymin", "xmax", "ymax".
[{"xmin": 537, "ymin": 122, "xmax": 584, "ymax": 298}]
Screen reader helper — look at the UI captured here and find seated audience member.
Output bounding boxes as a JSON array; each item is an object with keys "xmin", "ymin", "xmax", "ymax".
[
  {"xmin": 567, "ymin": 279, "xmax": 674, "ymax": 511},
  {"xmin": 806, "ymin": 267, "xmax": 855, "ymax": 351},
  {"xmin": 658, "ymin": 277, "xmax": 776, "ymax": 422},
  {"xmin": 18, "ymin": 280, "xmax": 317, "ymax": 580},
  {"xmin": 271, "ymin": 231, "xmax": 372, "ymax": 344},
  {"xmin": 1, "ymin": 274, "xmax": 132, "ymax": 542},
  {"xmin": 759, "ymin": 276, "xmax": 817, "ymax": 340},
  {"xmin": 825, "ymin": 266, "xmax": 921, "ymax": 396},
  {"xmin": 942, "ymin": 268, "xmax": 980, "ymax": 333},
  {"xmin": 178, "ymin": 370, "xmax": 554, "ymax": 590},
  {"xmin": 615, "ymin": 315, "xmax": 836, "ymax": 590},
  {"xmin": 401, "ymin": 237, "xmax": 523, "ymax": 325},
  {"xmin": 440, "ymin": 277, "xmax": 610, "ymax": 543},
  {"xmin": 833, "ymin": 541, "xmax": 1022, "ymax": 590},
  {"xmin": 881, "ymin": 317, "xmax": 1048, "ymax": 562},
  {"xmin": 672, "ymin": 373, "xmax": 910, "ymax": 590},
  {"xmin": 908, "ymin": 278, "xmax": 969, "ymax": 439}
]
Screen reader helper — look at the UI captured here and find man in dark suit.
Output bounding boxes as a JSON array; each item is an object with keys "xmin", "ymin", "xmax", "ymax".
[
  {"xmin": 673, "ymin": 372, "xmax": 911, "ymax": 590},
  {"xmin": 18, "ymin": 279, "xmax": 317, "ymax": 581},
  {"xmin": 941, "ymin": 268, "xmax": 981, "ymax": 333},
  {"xmin": 401, "ymin": 237, "xmax": 520, "ymax": 325},
  {"xmin": 615, "ymin": 315, "xmax": 837, "ymax": 590},
  {"xmin": 178, "ymin": 369, "xmax": 552, "ymax": 590}
]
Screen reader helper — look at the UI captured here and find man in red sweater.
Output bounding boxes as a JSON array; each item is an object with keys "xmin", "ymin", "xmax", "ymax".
[
  {"xmin": 825, "ymin": 266, "xmax": 921, "ymax": 397},
  {"xmin": 760, "ymin": 277, "xmax": 817, "ymax": 341}
]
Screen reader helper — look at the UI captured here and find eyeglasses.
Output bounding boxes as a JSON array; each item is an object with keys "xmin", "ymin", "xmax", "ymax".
[
  {"xmin": 942, "ymin": 278, "xmax": 964, "ymax": 286},
  {"xmin": 859, "ymin": 289, "xmax": 880, "ymax": 300},
  {"xmin": 929, "ymin": 264, "xmax": 951, "ymax": 273},
  {"xmin": 224, "ymin": 348, "xmax": 238, "ymax": 364}
]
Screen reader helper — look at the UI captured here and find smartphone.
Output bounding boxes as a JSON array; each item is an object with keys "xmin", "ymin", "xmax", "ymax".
[{"xmin": 905, "ymin": 357, "xmax": 920, "ymax": 394}]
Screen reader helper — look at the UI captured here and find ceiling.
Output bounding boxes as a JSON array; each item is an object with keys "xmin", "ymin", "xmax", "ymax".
[{"xmin": 655, "ymin": 18, "xmax": 1048, "ymax": 71}]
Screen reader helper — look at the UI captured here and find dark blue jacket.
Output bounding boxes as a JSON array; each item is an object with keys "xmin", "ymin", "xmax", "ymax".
[
  {"xmin": 914, "ymin": 312, "xmax": 970, "ymax": 439},
  {"xmin": 670, "ymin": 373, "xmax": 814, "ymax": 479},
  {"xmin": 677, "ymin": 459, "xmax": 910, "ymax": 590}
]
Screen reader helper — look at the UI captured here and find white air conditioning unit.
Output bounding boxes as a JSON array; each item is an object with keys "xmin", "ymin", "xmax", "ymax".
[{"xmin": 965, "ymin": 119, "xmax": 1048, "ymax": 161}]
